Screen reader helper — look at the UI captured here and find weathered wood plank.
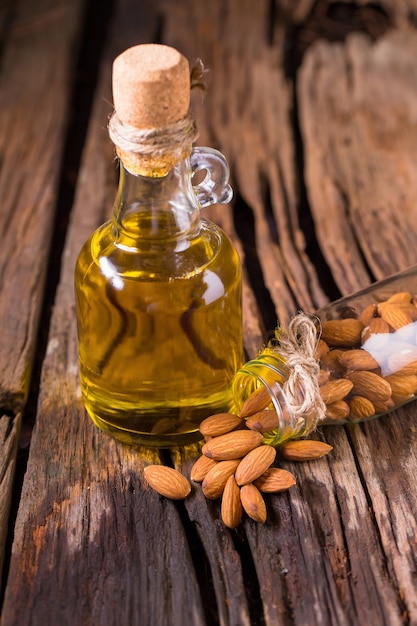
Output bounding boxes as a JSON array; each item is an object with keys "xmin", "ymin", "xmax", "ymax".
[
  {"xmin": 347, "ymin": 413, "xmax": 417, "ymax": 624},
  {"xmin": 4, "ymin": 1, "xmax": 417, "ymax": 625},
  {"xmin": 161, "ymin": 0, "xmax": 328, "ymax": 329},
  {"xmin": 0, "ymin": 413, "xmax": 21, "ymax": 590},
  {"xmin": 2, "ymin": 1, "xmax": 217, "ymax": 624},
  {"xmin": 299, "ymin": 29, "xmax": 417, "ymax": 293},
  {"xmin": 0, "ymin": 0, "xmax": 86, "ymax": 412}
]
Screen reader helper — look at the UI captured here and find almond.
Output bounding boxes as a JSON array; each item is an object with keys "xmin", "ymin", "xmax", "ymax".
[
  {"xmin": 240, "ymin": 386, "xmax": 272, "ymax": 417},
  {"xmin": 235, "ymin": 445, "xmax": 276, "ymax": 486},
  {"xmin": 318, "ymin": 369, "xmax": 331, "ymax": 386},
  {"xmin": 190, "ymin": 455, "xmax": 218, "ymax": 482},
  {"xmin": 144, "ymin": 465, "xmax": 191, "ymax": 500},
  {"xmin": 377, "ymin": 302, "xmax": 414, "ymax": 330},
  {"xmin": 202, "ymin": 430, "xmax": 263, "ymax": 460},
  {"xmin": 319, "ymin": 378, "xmax": 354, "ymax": 404},
  {"xmin": 384, "ymin": 373, "xmax": 417, "ymax": 396},
  {"xmin": 324, "ymin": 400, "xmax": 350, "ymax": 421},
  {"xmin": 199, "ymin": 413, "xmax": 243, "ymax": 437},
  {"xmin": 279, "ymin": 439, "xmax": 333, "ymax": 461},
  {"xmin": 372, "ymin": 398, "xmax": 395, "ymax": 413},
  {"xmin": 320, "ymin": 349, "xmax": 346, "ymax": 376},
  {"xmin": 221, "ymin": 475, "xmax": 242, "ymax": 528},
  {"xmin": 361, "ymin": 317, "xmax": 391, "ymax": 343},
  {"xmin": 393, "ymin": 303, "xmax": 417, "ymax": 321},
  {"xmin": 240, "ymin": 484, "xmax": 267, "ymax": 523},
  {"xmin": 151, "ymin": 417, "xmax": 175, "ymax": 434},
  {"xmin": 245, "ymin": 410, "xmax": 279, "ymax": 433},
  {"xmin": 338, "ymin": 349, "xmax": 380, "ymax": 371},
  {"xmin": 359, "ymin": 303, "xmax": 377, "ymax": 325},
  {"xmin": 254, "ymin": 468, "xmax": 296, "ymax": 493},
  {"xmin": 202, "ymin": 459, "xmax": 240, "ymax": 499},
  {"xmin": 348, "ymin": 396, "xmax": 376, "ymax": 420},
  {"xmin": 391, "ymin": 392, "xmax": 415, "ymax": 407},
  {"xmin": 321, "ymin": 318, "xmax": 364, "ymax": 348},
  {"xmin": 386, "ymin": 292, "xmax": 412, "ymax": 304},
  {"xmin": 315, "ymin": 339, "xmax": 330, "ymax": 361},
  {"xmin": 346, "ymin": 371, "xmax": 392, "ymax": 404}
]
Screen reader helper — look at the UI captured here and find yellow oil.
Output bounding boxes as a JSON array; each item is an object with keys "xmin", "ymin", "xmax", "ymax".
[{"xmin": 75, "ymin": 214, "xmax": 242, "ymax": 447}]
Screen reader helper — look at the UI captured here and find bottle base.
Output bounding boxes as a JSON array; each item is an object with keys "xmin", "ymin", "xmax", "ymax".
[{"xmin": 87, "ymin": 410, "xmax": 204, "ymax": 448}]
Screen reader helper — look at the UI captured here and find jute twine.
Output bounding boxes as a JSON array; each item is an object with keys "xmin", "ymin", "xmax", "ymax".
[
  {"xmin": 273, "ymin": 312, "xmax": 326, "ymax": 435},
  {"xmin": 108, "ymin": 59, "xmax": 207, "ymax": 158}
]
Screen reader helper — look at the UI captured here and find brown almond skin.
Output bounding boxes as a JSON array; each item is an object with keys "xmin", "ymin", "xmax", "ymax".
[
  {"xmin": 202, "ymin": 430, "xmax": 263, "ymax": 461},
  {"xmin": 240, "ymin": 386, "xmax": 272, "ymax": 417},
  {"xmin": 320, "ymin": 349, "xmax": 346, "ymax": 376},
  {"xmin": 235, "ymin": 445, "xmax": 277, "ymax": 486},
  {"xmin": 190, "ymin": 455, "xmax": 218, "ymax": 482},
  {"xmin": 315, "ymin": 339, "xmax": 330, "ymax": 361},
  {"xmin": 391, "ymin": 392, "xmax": 415, "ymax": 407},
  {"xmin": 240, "ymin": 484, "xmax": 267, "ymax": 523},
  {"xmin": 318, "ymin": 369, "xmax": 331, "ymax": 386},
  {"xmin": 321, "ymin": 318, "xmax": 364, "ymax": 348},
  {"xmin": 199, "ymin": 413, "xmax": 244, "ymax": 438},
  {"xmin": 346, "ymin": 370, "xmax": 392, "ymax": 403},
  {"xmin": 386, "ymin": 292, "xmax": 412, "ymax": 304},
  {"xmin": 384, "ymin": 373, "xmax": 417, "ymax": 396},
  {"xmin": 254, "ymin": 468, "xmax": 296, "ymax": 493},
  {"xmin": 144, "ymin": 465, "xmax": 191, "ymax": 500},
  {"xmin": 245, "ymin": 410, "xmax": 279, "ymax": 433},
  {"xmin": 359, "ymin": 303, "xmax": 377, "ymax": 325},
  {"xmin": 319, "ymin": 378, "xmax": 354, "ymax": 404},
  {"xmin": 377, "ymin": 302, "xmax": 413, "ymax": 330},
  {"xmin": 202, "ymin": 460, "xmax": 240, "ymax": 499},
  {"xmin": 324, "ymin": 400, "xmax": 350, "ymax": 420},
  {"xmin": 338, "ymin": 349, "xmax": 380, "ymax": 371},
  {"xmin": 279, "ymin": 439, "xmax": 333, "ymax": 461},
  {"xmin": 151, "ymin": 417, "xmax": 175, "ymax": 434},
  {"xmin": 221, "ymin": 475, "xmax": 242, "ymax": 528},
  {"xmin": 372, "ymin": 397, "xmax": 395, "ymax": 413},
  {"xmin": 361, "ymin": 317, "xmax": 391, "ymax": 343},
  {"xmin": 348, "ymin": 395, "xmax": 376, "ymax": 420}
]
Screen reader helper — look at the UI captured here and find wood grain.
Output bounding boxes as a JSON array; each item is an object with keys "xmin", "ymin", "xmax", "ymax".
[
  {"xmin": 3, "ymin": 0, "xmax": 417, "ymax": 625},
  {"xmin": 299, "ymin": 28, "xmax": 417, "ymax": 292},
  {"xmin": 0, "ymin": 0, "xmax": 86, "ymax": 411},
  {"xmin": 0, "ymin": 413, "xmax": 21, "ymax": 590}
]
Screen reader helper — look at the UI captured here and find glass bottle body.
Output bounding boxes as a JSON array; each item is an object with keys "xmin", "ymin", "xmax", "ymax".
[
  {"xmin": 232, "ymin": 265, "xmax": 417, "ymax": 445},
  {"xmin": 75, "ymin": 153, "xmax": 243, "ymax": 447}
]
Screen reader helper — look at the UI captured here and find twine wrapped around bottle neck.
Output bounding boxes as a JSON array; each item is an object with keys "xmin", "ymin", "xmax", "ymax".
[
  {"xmin": 108, "ymin": 111, "xmax": 199, "ymax": 158},
  {"xmin": 273, "ymin": 313, "xmax": 326, "ymax": 435}
]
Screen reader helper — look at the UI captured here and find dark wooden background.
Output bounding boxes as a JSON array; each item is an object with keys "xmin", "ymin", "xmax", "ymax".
[{"xmin": 1, "ymin": 0, "xmax": 417, "ymax": 624}]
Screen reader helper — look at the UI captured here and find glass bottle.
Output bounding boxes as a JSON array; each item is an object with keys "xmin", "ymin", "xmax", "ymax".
[
  {"xmin": 232, "ymin": 264, "xmax": 417, "ymax": 445},
  {"xmin": 74, "ymin": 44, "xmax": 243, "ymax": 447}
]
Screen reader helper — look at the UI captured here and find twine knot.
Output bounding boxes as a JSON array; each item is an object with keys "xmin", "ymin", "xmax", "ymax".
[{"xmin": 273, "ymin": 313, "xmax": 326, "ymax": 434}]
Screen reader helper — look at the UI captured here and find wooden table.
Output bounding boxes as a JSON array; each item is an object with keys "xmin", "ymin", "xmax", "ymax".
[{"xmin": 2, "ymin": 1, "xmax": 417, "ymax": 624}]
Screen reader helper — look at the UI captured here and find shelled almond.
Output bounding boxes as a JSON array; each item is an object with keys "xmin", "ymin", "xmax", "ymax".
[
  {"xmin": 144, "ymin": 289, "xmax": 417, "ymax": 528},
  {"xmin": 317, "ymin": 291, "xmax": 417, "ymax": 421},
  {"xmin": 190, "ymin": 405, "xmax": 333, "ymax": 527}
]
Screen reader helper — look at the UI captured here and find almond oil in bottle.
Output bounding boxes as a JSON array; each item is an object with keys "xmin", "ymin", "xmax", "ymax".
[{"xmin": 74, "ymin": 44, "xmax": 243, "ymax": 447}]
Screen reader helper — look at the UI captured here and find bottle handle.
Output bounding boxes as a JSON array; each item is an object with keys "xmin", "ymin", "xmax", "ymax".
[{"xmin": 190, "ymin": 146, "xmax": 233, "ymax": 208}]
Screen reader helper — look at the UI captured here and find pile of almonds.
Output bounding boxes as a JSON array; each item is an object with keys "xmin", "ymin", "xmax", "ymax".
[
  {"xmin": 144, "ymin": 290, "xmax": 417, "ymax": 527},
  {"xmin": 317, "ymin": 291, "xmax": 417, "ymax": 422},
  {"xmin": 144, "ymin": 389, "xmax": 332, "ymax": 528}
]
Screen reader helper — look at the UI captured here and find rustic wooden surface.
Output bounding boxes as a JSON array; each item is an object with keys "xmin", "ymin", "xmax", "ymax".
[{"xmin": 1, "ymin": 0, "xmax": 417, "ymax": 624}]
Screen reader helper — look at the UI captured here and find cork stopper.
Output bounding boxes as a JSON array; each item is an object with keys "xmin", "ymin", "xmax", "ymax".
[{"xmin": 112, "ymin": 44, "xmax": 190, "ymax": 129}]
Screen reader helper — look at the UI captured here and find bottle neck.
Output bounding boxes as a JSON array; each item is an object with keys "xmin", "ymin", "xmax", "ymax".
[
  {"xmin": 232, "ymin": 351, "xmax": 314, "ymax": 445},
  {"xmin": 112, "ymin": 157, "xmax": 201, "ymax": 246}
]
